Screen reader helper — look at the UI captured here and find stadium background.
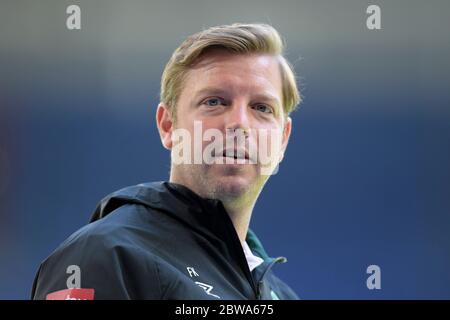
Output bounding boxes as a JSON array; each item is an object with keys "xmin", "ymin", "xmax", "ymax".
[{"xmin": 1, "ymin": 0, "xmax": 450, "ymax": 299}]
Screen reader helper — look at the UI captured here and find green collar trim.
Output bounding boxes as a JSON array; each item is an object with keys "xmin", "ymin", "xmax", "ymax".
[{"xmin": 245, "ymin": 228, "xmax": 271, "ymax": 261}]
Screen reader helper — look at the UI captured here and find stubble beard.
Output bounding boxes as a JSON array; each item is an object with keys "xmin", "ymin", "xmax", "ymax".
[{"xmin": 170, "ymin": 162, "xmax": 265, "ymax": 206}]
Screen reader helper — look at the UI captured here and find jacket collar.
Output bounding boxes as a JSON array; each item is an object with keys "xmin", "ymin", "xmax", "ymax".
[{"xmin": 90, "ymin": 181, "xmax": 274, "ymax": 262}]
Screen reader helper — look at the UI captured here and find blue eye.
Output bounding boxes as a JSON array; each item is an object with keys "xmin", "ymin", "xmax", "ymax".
[
  {"xmin": 253, "ymin": 104, "xmax": 272, "ymax": 113},
  {"xmin": 204, "ymin": 98, "xmax": 222, "ymax": 107}
]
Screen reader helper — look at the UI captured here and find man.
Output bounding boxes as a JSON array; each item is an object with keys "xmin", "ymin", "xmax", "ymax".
[{"xmin": 31, "ymin": 23, "xmax": 301, "ymax": 300}]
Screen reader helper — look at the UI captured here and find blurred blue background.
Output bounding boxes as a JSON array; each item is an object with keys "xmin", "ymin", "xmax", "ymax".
[{"xmin": 1, "ymin": 0, "xmax": 449, "ymax": 299}]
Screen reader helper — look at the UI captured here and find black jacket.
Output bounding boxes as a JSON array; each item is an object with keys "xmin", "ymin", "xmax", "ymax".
[{"xmin": 31, "ymin": 181, "xmax": 299, "ymax": 300}]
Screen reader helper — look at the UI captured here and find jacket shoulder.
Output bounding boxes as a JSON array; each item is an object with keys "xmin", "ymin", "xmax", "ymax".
[{"xmin": 32, "ymin": 204, "xmax": 163, "ymax": 300}]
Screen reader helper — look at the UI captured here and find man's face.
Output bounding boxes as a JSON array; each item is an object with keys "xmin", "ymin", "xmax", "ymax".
[{"xmin": 157, "ymin": 50, "xmax": 292, "ymax": 202}]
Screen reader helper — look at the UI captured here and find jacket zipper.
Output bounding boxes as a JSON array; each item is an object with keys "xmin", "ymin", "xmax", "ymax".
[{"xmin": 256, "ymin": 256, "xmax": 288, "ymax": 299}]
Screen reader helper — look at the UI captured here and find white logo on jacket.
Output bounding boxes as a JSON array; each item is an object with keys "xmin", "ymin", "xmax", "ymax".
[{"xmin": 186, "ymin": 266, "xmax": 221, "ymax": 299}]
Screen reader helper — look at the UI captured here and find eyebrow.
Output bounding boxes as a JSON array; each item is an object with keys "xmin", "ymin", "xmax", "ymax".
[
  {"xmin": 193, "ymin": 87, "xmax": 281, "ymax": 106},
  {"xmin": 193, "ymin": 87, "xmax": 228, "ymax": 100}
]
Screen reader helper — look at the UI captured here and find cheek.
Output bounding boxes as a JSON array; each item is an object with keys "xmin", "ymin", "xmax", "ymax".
[
  {"xmin": 197, "ymin": 115, "xmax": 223, "ymax": 129},
  {"xmin": 255, "ymin": 128, "xmax": 284, "ymax": 156}
]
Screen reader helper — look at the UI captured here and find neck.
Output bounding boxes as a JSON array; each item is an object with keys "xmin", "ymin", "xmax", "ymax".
[
  {"xmin": 170, "ymin": 174, "xmax": 262, "ymax": 243},
  {"xmin": 220, "ymin": 197, "xmax": 256, "ymax": 243}
]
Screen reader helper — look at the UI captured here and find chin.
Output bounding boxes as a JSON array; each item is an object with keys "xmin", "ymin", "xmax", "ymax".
[{"xmin": 210, "ymin": 175, "xmax": 252, "ymax": 199}]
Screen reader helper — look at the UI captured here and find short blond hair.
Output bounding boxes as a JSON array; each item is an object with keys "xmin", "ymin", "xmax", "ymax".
[{"xmin": 160, "ymin": 23, "xmax": 301, "ymax": 120}]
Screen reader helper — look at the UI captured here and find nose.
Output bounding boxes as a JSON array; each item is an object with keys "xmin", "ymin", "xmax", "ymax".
[{"xmin": 225, "ymin": 100, "xmax": 251, "ymax": 137}]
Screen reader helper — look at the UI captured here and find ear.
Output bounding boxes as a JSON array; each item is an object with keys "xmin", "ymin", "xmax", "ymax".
[
  {"xmin": 278, "ymin": 116, "xmax": 292, "ymax": 163},
  {"xmin": 156, "ymin": 102, "xmax": 174, "ymax": 150}
]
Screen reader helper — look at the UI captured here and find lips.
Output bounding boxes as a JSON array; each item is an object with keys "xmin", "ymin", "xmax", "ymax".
[
  {"xmin": 211, "ymin": 148, "xmax": 251, "ymax": 163},
  {"xmin": 222, "ymin": 148, "xmax": 248, "ymax": 160}
]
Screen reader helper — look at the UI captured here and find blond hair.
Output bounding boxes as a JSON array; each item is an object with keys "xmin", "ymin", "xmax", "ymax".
[{"xmin": 160, "ymin": 23, "xmax": 301, "ymax": 120}]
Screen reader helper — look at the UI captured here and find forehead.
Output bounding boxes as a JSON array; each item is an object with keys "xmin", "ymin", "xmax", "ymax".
[{"xmin": 181, "ymin": 51, "xmax": 283, "ymax": 101}]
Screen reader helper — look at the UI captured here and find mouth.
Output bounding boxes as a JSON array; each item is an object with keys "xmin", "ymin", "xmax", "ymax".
[{"xmin": 216, "ymin": 149, "xmax": 249, "ymax": 161}]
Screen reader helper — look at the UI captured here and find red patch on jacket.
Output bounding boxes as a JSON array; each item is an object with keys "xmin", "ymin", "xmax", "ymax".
[{"xmin": 46, "ymin": 288, "xmax": 95, "ymax": 300}]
